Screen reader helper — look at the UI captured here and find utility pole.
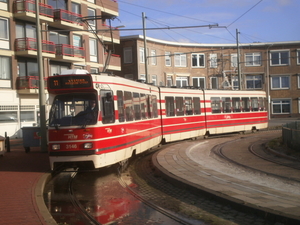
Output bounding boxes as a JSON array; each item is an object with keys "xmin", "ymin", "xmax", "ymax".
[
  {"xmin": 142, "ymin": 12, "xmax": 148, "ymax": 83},
  {"xmin": 236, "ymin": 29, "xmax": 242, "ymax": 90},
  {"xmin": 35, "ymin": 0, "xmax": 47, "ymax": 151}
]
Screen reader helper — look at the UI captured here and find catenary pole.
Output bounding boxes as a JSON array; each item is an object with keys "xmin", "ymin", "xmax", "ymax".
[
  {"xmin": 142, "ymin": 12, "xmax": 148, "ymax": 83},
  {"xmin": 236, "ymin": 29, "xmax": 242, "ymax": 90}
]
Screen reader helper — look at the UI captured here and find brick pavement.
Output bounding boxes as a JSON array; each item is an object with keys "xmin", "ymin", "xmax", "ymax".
[{"xmin": 0, "ymin": 139, "xmax": 54, "ymax": 225}]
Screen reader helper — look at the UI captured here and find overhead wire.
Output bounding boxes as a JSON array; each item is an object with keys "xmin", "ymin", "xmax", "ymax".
[
  {"xmin": 118, "ymin": 0, "xmax": 218, "ymax": 25},
  {"xmin": 227, "ymin": 0, "xmax": 264, "ymax": 27}
]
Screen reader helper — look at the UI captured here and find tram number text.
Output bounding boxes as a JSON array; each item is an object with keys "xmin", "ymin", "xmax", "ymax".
[{"xmin": 66, "ymin": 144, "xmax": 77, "ymax": 149}]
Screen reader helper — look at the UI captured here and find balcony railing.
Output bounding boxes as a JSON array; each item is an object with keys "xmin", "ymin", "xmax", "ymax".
[
  {"xmin": 53, "ymin": 9, "xmax": 82, "ymax": 25},
  {"xmin": 56, "ymin": 44, "xmax": 85, "ymax": 58},
  {"xmin": 16, "ymin": 76, "xmax": 47, "ymax": 90},
  {"xmin": 14, "ymin": 0, "xmax": 53, "ymax": 18},
  {"xmin": 15, "ymin": 38, "xmax": 56, "ymax": 54}
]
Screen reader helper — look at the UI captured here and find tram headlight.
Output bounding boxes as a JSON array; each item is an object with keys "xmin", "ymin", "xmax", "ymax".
[
  {"xmin": 52, "ymin": 144, "xmax": 60, "ymax": 150},
  {"xmin": 83, "ymin": 142, "xmax": 93, "ymax": 149}
]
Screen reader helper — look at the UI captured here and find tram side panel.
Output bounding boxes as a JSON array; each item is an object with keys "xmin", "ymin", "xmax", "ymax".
[
  {"xmin": 203, "ymin": 90, "xmax": 268, "ymax": 136},
  {"xmin": 159, "ymin": 88, "xmax": 206, "ymax": 143}
]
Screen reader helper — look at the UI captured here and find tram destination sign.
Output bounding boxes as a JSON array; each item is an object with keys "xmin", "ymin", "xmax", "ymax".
[{"xmin": 48, "ymin": 75, "xmax": 93, "ymax": 90}]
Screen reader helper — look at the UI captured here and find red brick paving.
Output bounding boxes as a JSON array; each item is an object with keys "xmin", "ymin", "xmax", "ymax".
[{"xmin": 0, "ymin": 139, "xmax": 51, "ymax": 225}]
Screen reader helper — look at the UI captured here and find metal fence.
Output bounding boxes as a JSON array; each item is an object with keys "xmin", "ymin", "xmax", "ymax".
[{"xmin": 282, "ymin": 121, "xmax": 300, "ymax": 152}]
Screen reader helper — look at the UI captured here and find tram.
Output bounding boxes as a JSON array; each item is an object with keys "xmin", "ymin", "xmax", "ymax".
[{"xmin": 47, "ymin": 70, "xmax": 268, "ymax": 170}]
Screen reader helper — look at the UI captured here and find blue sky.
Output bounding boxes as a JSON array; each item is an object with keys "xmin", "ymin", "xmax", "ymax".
[{"xmin": 111, "ymin": 0, "xmax": 300, "ymax": 44}]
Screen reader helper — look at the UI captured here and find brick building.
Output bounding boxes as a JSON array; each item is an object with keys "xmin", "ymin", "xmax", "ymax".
[
  {"xmin": 115, "ymin": 35, "xmax": 300, "ymax": 119},
  {"xmin": 0, "ymin": 0, "xmax": 121, "ymax": 137}
]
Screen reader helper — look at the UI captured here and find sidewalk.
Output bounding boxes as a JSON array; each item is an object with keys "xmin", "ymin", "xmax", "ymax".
[{"xmin": 0, "ymin": 139, "xmax": 55, "ymax": 225}]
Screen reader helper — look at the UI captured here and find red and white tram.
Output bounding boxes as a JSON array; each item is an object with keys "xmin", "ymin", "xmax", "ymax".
[{"xmin": 47, "ymin": 70, "xmax": 268, "ymax": 170}]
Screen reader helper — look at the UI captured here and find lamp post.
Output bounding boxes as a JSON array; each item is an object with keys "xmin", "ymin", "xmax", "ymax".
[{"xmin": 35, "ymin": 0, "xmax": 47, "ymax": 152}]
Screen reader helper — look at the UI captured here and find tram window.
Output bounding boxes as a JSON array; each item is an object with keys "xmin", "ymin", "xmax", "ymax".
[
  {"xmin": 100, "ymin": 90, "xmax": 115, "ymax": 124},
  {"xmin": 117, "ymin": 91, "xmax": 125, "ymax": 122},
  {"xmin": 152, "ymin": 95, "xmax": 158, "ymax": 118},
  {"xmin": 124, "ymin": 91, "xmax": 133, "ymax": 121},
  {"xmin": 193, "ymin": 97, "xmax": 201, "ymax": 115},
  {"xmin": 133, "ymin": 92, "xmax": 141, "ymax": 120},
  {"xmin": 242, "ymin": 97, "xmax": 250, "ymax": 112},
  {"xmin": 211, "ymin": 97, "xmax": 221, "ymax": 113},
  {"xmin": 147, "ymin": 95, "xmax": 152, "ymax": 118},
  {"xmin": 222, "ymin": 97, "xmax": 231, "ymax": 113},
  {"xmin": 185, "ymin": 97, "xmax": 193, "ymax": 115},
  {"xmin": 259, "ymin": 97, "xmax": 265, "ymax": 111},
  {"xmin": 232, "ymin": 97, "xmax": 241, "ymax": 112},
  {"xmin": 140, "ymin": 93, "xmax": 147, "ymax": 119},
  {"xmin": 251, "ymin": 97, "xmax": 259, "ymax": 111},
  {"xmin": 165, "ymin": 97, "xmax": 175, "ymax": 117},
  {"xmin": 175, "ymin": 97, "xmax": 184, "ymax": 116}
]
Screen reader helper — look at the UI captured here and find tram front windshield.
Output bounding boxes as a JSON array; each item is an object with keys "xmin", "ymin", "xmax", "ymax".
[{"xmin": 49, "ymin": 93, "xmax": 98, "ymax": 127}]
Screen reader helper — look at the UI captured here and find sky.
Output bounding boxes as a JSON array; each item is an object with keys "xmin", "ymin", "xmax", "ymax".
[{"xmin": 110, "ymin": 0, "xmax": 300, "ymax": 44}]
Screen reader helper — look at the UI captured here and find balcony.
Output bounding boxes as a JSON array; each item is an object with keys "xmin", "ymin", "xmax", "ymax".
[
  {"xmin": 105, "ymin": 53, "xmax": 121, "ymax": 70},
  {"xmin": 48, "ymin": 9, "xmax": 83, "ymax": 30},
  {"xmin": 16, "ymin": 76, "xmax": 47, "ymax": 94},
  {"xmin": 13, "ymin": 0, "xmax": 53, "ymax": 23},
  {"xmin": 55, "ymin": 44, "xmax": 85, "ymax": 62},
  {"xmin": 15, "ymin": 38, "xmax": 56, "ymax": 58},
  {"xmin": 101, "ymin": 0, "xmax": 119, "ymax": 16}
]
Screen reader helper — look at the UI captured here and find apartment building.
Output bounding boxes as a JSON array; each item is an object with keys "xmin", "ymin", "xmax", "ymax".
[
  {"xmin": 115, "ymin": 35, "xmax": 300, "ymax": 120},
  {"xmin": 0, "ymin": 0, "xmax": 120, "ymax": 137}
]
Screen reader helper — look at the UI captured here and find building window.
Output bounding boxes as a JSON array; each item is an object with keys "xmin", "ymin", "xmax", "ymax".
[
  {"xmin": 174, "ymin": 53, "xmax": 186, "ymax": 67},
  {"xmin": 123, "ymin": 47, "xmax": 132, "ymax": 64},
  {"xmin": 298, "ymin": 74, "xmax": 300, "ymax": 89},
  {"xmin": 0, "ymin": 18, "xmax": 9, "ymax": 40},
  {"xmin": 0, "ymin": 105, "xmax": 18, "ymax": 123},
  {"xmin": 297, "ymin": 50, "xmax": 300, "ymax": 65},
  {"xmin": 209, "ymin": 53, "xmax": 217, "ymax": 68},
  {"xmin": 231, "ymin": 76, "xmax": 239, "ymax": 90},
  {"xmin": 73, "ymin": 34, "xmax": 82, "ymax": 47},
  {"xmin": 20, "ymin": 105, "xmax": 35, "ymax": 122},
  {"xmin": 71, "ymin": 2, "xmax": 81, "ymax": 14},
  {"xmin": 165, "ymin": 52, "xmax": 171, "ymax": 66},
  {"xmin": 176, "ymin": 76, "xmax": 188, "ymax": 87},
  {"xmin": 270, "ymin": 50, "xmax": 289, "ymax": 66},
  {"xmin": 192, "ymin": 53, "xmax": 205, "ymax": 68},
  {"xmin": 231, "ymin": 54, "xmax": 237, "ymax": 67},
  {"xmin": 139, "ymin": 47, "xmax": 145, "ymax": 64},
  {"xmin": 89, "ymin": 38, "xmax": 97, "ymax": 62},
  {"xmin": 87, "ymin": 8, "xmax": 96, "ymax": 28},
  {"xmin": 245, "ymin": 52, "xmax": 261, "ymax": 66},
  {"xmin": 151, "ymin": 75, "xmax": 157, "ymax": 86},
  {"xmin": 0, "ymin": 0, "xmax": 8, "ymax": 11},
  {"xmin": 0, "ymin": 56, "xmax": 11, "ymax": 80},
  {"xmin": 166, "ymin": 76, "xmax": 173, "ymax": 87},
  {"xmin": 90, "ymin": 68, "xmax": 99, "ymax": 74},
  {"xmin": 272, "ymin": 99, "xmax": 291, "ymax": 114},
  {"xmin": 211, "ymin": 77, "xmax": 218, "ymax": 89},
  {"xmin": 246, "ymin": 75, "xmax": 262, "ymax": 89},
  {"xmin": 49, "ymin": 31, "xmax": 69, "ymax": 44},
  {"xmin": 139, "ymin": 74, "xmax": 146, "ymax": 82},
  {"xmin": 192, "ymin": 77, "xmax": 205, "ymax": 89},
  {"xmin": 18, "ymin": 60, "xmax": 38, "ymax": 77},
  {"xmin": 151, "ymin": 50, "xmax": 157, "ymax": 65},
  {"xmin": 271, "ymin": 75, "xmax": 290, "ymax": 89},
  {"xmin": 50, "ymin": 64, "xmax": 69, "ymax": 76},
  {"xmin": 48, "ymin": 0, "xmax": 66, "ymax": 9}
]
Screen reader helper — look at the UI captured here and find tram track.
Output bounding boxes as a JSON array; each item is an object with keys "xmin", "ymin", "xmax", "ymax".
[
  {"xmin": 44, "ymin": 130, "xmax": 300, "ymax": 225},
  {"xmin": 118, "ymin": 150, "xmax": 196, "ymax": 225},
  {"xmin": 212, "ymin": 131, "xmax": 300, "ymax": 184}
]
